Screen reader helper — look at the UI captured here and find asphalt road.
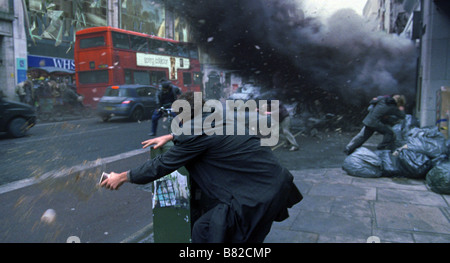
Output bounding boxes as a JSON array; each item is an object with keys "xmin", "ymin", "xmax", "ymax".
[
  {"xmin": 0, "ymin": 116, "xmax": 156, "ymax": 185},
  {"xmin": 0, "ymin": 115, "xmax": 160, "ymax": 243},
  {"xmin": 0, "ymin": 114, "xmax": 357, "ymax": 243}
]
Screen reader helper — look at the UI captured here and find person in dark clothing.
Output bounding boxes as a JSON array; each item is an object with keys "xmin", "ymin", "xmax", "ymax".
[
  {"xmin": 148, "ymin": 80, "xmax": 181, "ymax": 136},
  {"xmin": 102, "ymin": 92, "xmax": 303, "ymax": 243},
  {"xmin": 344, "ymin": 94, "xmax": 406, "ymax": 155}
]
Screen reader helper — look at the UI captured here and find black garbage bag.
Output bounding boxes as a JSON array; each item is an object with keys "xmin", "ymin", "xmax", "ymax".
[
  {"xmin": 403, "ymin": 114, "xmax": 420, "ymax": 131},
  {"xmin": 375, "ymin": 150, "xmax": 402, "ymax": 177},
  {"xmin": 426, "ymin": 161, "xmax": 450, "ymax": 194},
  {"xmin": 431, "ymin": 154, "xmax": 449, "ymax": 167},
  {"xmin": 392, "ymin": 114, "xmax": 420, "ymax": 148},
  {"xmin": 405, "ymin": 127, "xmax": 447, "ymax": 159},
  {"xmin": 397, "ymin": 149, "xmax": 432, "ymax": 179},
  {"xmin": 342, "ymin": 147, "xmax": 382, "ymax": 178},
  {"xmin": 446, "ymin": 139, "xmax": 450, "ymax": 155}
]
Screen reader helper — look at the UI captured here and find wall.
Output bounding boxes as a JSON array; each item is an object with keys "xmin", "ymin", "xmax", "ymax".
[{"xmin": 418, "ymin": 0, "xmax": 450, "ymax": 127}]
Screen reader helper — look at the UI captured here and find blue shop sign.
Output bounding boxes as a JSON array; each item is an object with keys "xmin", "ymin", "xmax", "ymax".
[{"xmin": 28, "ymin": 55, "xmax": 75, "ymax": 71}]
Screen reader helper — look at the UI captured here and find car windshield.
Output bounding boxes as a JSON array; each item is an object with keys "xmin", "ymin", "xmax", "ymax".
[{"xmin": 104, "ymin": 88, "xmax": 129, "ymax": 97}]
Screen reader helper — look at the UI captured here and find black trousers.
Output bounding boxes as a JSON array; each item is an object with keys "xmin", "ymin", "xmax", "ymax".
[{"xmin": 345, "ymin": 124, "xmax": 395, "ymax": 154}]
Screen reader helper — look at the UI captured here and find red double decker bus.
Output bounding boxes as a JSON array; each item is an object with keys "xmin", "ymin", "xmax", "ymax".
[{"xmin": 74, "ymin": 26, "xmax": 202, "ymax": 108}]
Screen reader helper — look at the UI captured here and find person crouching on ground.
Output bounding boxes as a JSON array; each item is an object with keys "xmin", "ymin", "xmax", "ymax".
[
  {"xmin": 101, "ymin": 92, "xmax": 303, "ymax": 243},
  {"xmin": 344, "ymin": 94, "xmax": 406, "ymax": 155}
]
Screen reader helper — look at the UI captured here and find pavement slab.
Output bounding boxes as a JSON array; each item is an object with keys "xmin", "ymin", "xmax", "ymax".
[{"xmin": 264, "ymin": 168, "xmax": 450, "ymax": 243}]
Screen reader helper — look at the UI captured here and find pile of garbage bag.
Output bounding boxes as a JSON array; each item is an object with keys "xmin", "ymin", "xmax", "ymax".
[{"xmin": 342, "ymin": 115, "xmax": 450, "ymax": 194}]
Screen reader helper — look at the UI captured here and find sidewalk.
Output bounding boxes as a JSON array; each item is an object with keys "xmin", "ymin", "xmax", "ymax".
[
  {"xmin": 264, "ymin": 168, "xmax": 450, "ymax": 243},
  {"xmin": 134, "ymin": 167, "xmax": 450, "ymax": 243}
]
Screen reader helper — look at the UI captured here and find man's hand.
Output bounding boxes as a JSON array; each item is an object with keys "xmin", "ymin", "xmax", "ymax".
[
  {"xmin": 141, "ymin": 134, "xmax": 174, "ymax": 150},
  {"xmin": 101, "ymin": 171, "xmax": 128, "ymax": 190}
]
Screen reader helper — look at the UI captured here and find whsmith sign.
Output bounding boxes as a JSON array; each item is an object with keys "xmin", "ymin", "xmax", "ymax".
[{"xmin": 28, "ymin": 55, "xmax": 75, "ymax": 71}]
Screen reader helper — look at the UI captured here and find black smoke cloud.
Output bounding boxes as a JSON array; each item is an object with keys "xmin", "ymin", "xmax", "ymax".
[{"xmin": 168, "ymin": 0, "xmax": 417, "ymax": 108}]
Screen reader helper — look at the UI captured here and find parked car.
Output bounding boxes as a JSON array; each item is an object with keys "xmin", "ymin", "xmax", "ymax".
[
  {"xmin": 97, "ymin": 84, "xmax": 158, "ymax": 122},
  {"xmin": 0, "ymin": 95, "xmax": 37, "ymax": 138}
]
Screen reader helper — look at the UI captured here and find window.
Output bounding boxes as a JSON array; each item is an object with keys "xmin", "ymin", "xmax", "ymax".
[
  {"xmin": 172, "ymin": 43, "xmax": 188, "ymax": 57},
  {"xmin": 193, "ymin": 72, "xmax": 202, "ymax": 85},
  {"xmin": 150, "ymin": 71, "xmax": 167, "ymax": 85},
  {"xmin": 78, "ymin": 70, "xmax": 109, "ymax": 84},
  {"xmin": 188, "ymin": 44, "xmax": 199, "ymax": 59},
  {"xmin": 105, "ymin": 88, "xmax": 129, "ymax": 97},
  {"xmin": 134, "ymin": 71, "xmax": 150, "ymax": 84},
  {"xmin": 150, "ymin": 38, "xmax": 167, "ymax": 54},
  {"xmin": 183, "ymin": 72, "xmax": 192, "ymax": 85},
  {"xmin": 136, "ymin": 87, "xmax": 156, "ymax": 97},
  {"xmin": 125, "ymin": 69, "xmax": 133, "ymax": 84},
  {"xmin": 120, "ymin": 1, "xmax": 165, "ymax": 37},
  {"xmin": 27, "ymin": 0, "xmax": 107, "ymax": 47},
  {"xmin": 130, "ymin": 35, "xmax": 148, "ymax": 52},
  {"xmin": 79, "ymin": 36, "xmax": 105, "ymax": 49},
  {"xmin": 112, "ymin": 32, "xmax": 130, "ymax": 49}
]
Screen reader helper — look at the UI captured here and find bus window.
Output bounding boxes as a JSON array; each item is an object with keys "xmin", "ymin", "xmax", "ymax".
[
  {"xmin": 188, "ymin": 44, "xmax": 199, "ymax": 59},
  {"xmin": 134, "ymin": 71, "xmax": 150, "ymax": 84},
  {"xmin": 112, "ymin": 32, "xmax": 130, "ymax": 49},
  {"xmin": 150, "ymin": 71, "xmax": 167, "ymax": 85},
  {"xmin": 175, "ymin": 43, "xmax": 189, "ymax": 57},
  {"xmin": 130, "ymin": 35, "xmax": 148, "ymax": 52},
  {"xmin": 79, "ymin": 70, "xmax": 109, "ymax": 84},
  {"xmin": 150, "ymin": 38, "xmax": 166, "ymax": 54},
  {"xmin": 125, "ymin": 69, "xmax": 133, "ymax": 84},
  {"xmin": 183, "ymin": 72, "xmax": 192, "ymax": 85},
  {"xmin": 80, "ymin": 36, "xmax": 105, "ymax": 49},
  {"xmin": 193, "ymin": 72, "xmax": 202, "ymax": 85},
  {"xmin": 166, "ymin": 42, "xmax": 175, "ymax": 56}
]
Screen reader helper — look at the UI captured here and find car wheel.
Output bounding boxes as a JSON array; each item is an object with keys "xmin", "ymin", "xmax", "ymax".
[
  {"xmin": 130, "ymin": 107, "xmax": 144, "ymax": 121},
  {"xmin": 8, "ymin": 117, "xmax": 28, "ymax": 138}
]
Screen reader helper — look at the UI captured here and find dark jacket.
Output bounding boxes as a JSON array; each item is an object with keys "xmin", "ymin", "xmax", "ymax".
[
  {"xmin": 363, "ymin": 96, "xmax": 405, "ymax": 128},
  {"xmin": 129, "ymin": 130, "xmax": 302, "ymax": 242},
  {"xmin": 156, "ymin": 84, "xmax": 181, "ymax": 108}
]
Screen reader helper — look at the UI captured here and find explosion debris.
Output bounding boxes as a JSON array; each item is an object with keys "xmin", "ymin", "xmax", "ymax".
[{"xmin": 167, "ymin": 0, "xmax": 417, "ymax": 129}]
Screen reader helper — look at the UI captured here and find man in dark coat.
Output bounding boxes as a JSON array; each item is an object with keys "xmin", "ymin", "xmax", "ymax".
[
  {"xmin": 148, "ymin": 80, "xmax": 181, "ymax": 136},
  {"xmin": 102, "ymin": 93, "xmax": 303, "ymax": 243},
  {"xmin": 344, "ymin": 94, "xmax": 406, "ymax": 155}
]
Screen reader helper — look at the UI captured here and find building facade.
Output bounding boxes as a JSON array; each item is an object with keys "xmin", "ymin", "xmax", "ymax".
[
  {"xmin": 1, "ymin": 0, "xmax": 27, "ymax": 99},
  {"xmin": 1, "ymin": 0, "xmax": 200, "ymax": 100},
  {"xmin": 364, "ymin": 0, "xmax": 450, "ymax": 129},
  {"xmin": 417, "ymin": 0, "xmax": 450, "ymax": 127}
]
